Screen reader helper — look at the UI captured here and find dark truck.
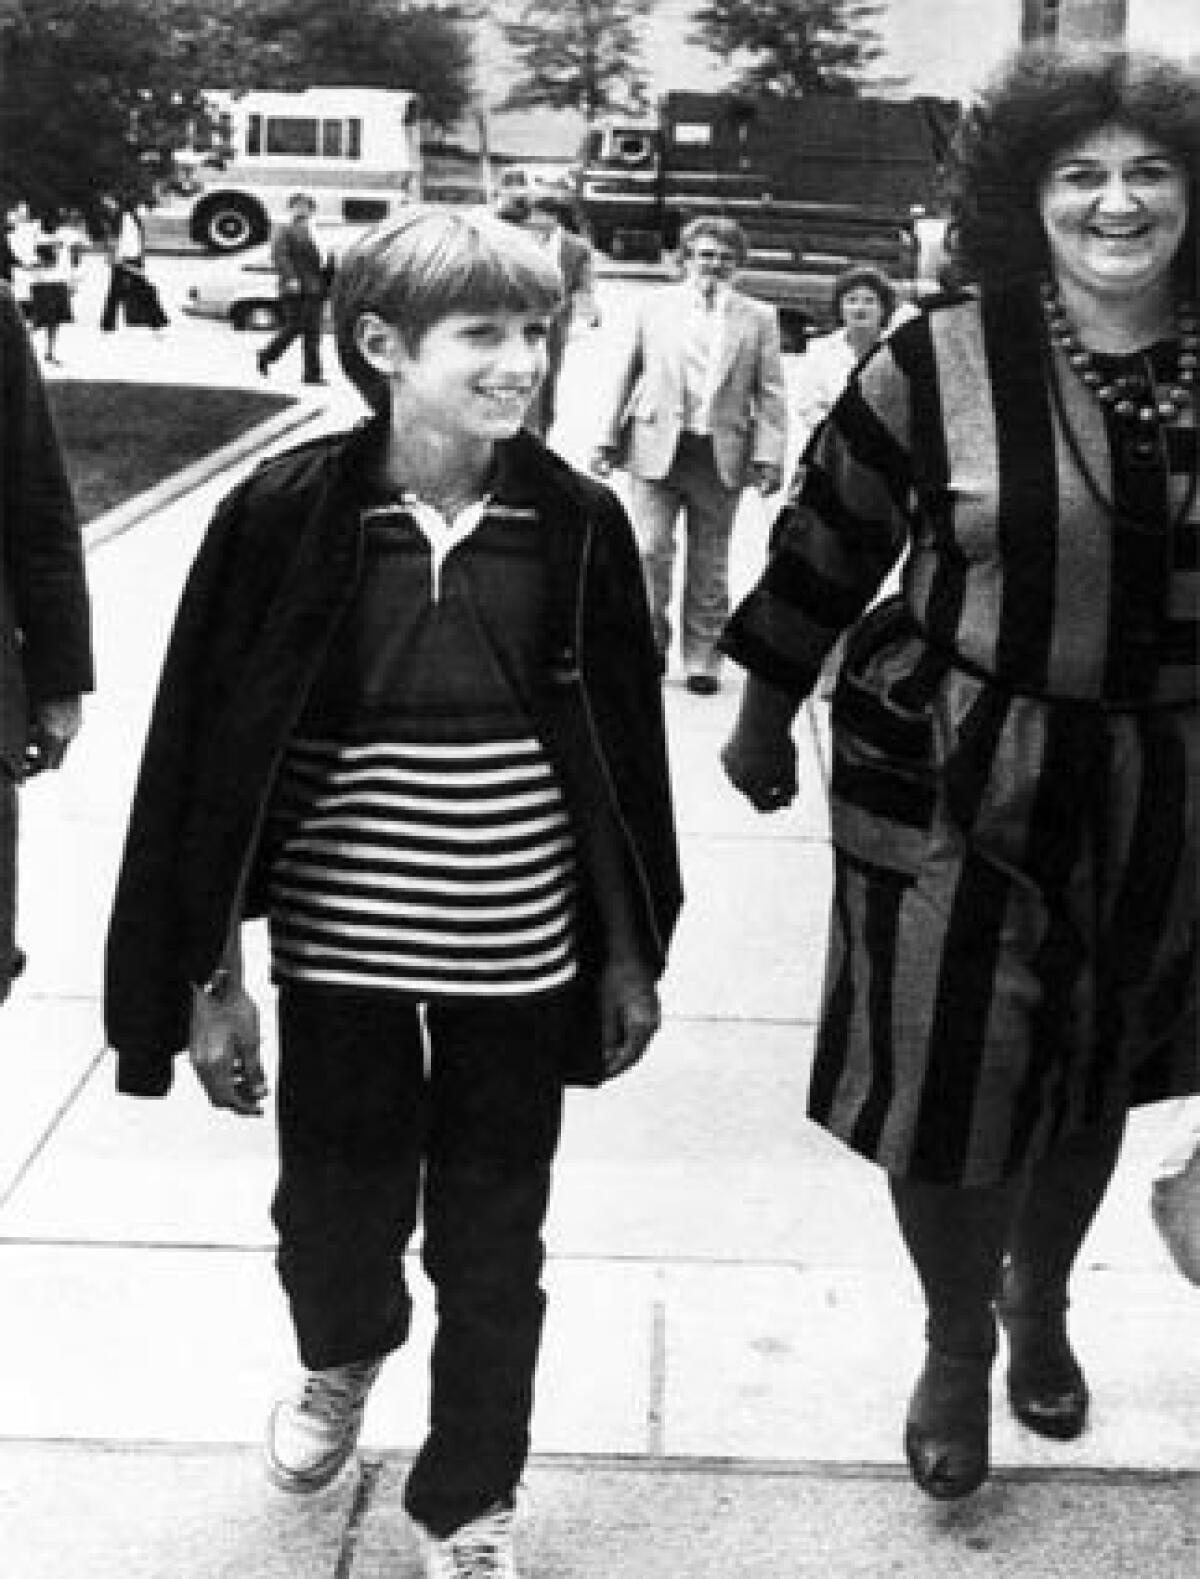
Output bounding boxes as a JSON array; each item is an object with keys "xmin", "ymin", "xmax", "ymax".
[{"xmin": 578, "ymin": 91, "xmax": 955, "ymax": 347}]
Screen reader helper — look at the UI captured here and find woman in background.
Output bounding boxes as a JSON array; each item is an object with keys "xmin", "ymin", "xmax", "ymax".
[
  {"xmin": 27, "ymin": 212, "xmax": 82, "ymax": 365},
  {"xmin": 791, "ymin": 264, "xmax": 900, "ymax": 457}
]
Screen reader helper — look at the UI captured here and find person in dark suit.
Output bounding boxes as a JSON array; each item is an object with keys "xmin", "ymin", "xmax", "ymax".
[
  {"xmin": 0, "ymin": 283, "xmax": 94, "ymax": 999},
  {"xmin": 256, "ymin": 191, "xmax": 330, "ymax": 386},
  {"xmin": 592, "ymin": 215, "xmax": 786, "ymax": 692}
]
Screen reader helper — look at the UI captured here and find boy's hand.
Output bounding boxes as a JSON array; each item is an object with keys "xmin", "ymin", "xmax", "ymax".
[
  {"xmin": 600, "ymin": 959, "xmax": 660, "ymax": 1078},
  {"xmin": 189, "ymin": 983, "xmax": 267, "ymax": 1116}
]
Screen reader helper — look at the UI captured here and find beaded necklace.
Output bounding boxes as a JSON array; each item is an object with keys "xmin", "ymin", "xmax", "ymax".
[
  {"xmin": 1040, "ymin": 278, "xmax": 1199, "ymax": 430},
  {"xmin": 1039, "ymin": 279, "xmax": 1199, "ymax": 529}
]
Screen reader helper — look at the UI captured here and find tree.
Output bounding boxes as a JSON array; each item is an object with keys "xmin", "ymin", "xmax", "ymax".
[
  {"xmin": 0, "ymin": 0, "xmax": 478, "ymax": 227},
  {"xmin": 688, "ymin": 0, "xmax": 893, "ymax": 97},
  {"xmin": 0, "ymin": 0, "xmax": 214, "ymax": 227},
  {"xmin": 212, "ymin": 0, "xmax": 478, "ymax": 131},
  {"xmin": 497, "ymin": 0, "xmax": 653, "ymax": 122}
]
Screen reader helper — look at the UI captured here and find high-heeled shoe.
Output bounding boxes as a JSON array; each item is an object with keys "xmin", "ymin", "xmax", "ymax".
[
  {"xmin": 903, "ymin": 1329, "xmax": 996, "ymax": 1500},
  {"xmin": 997, "ymin": 1276, "xmax": 1088, "ymax": 1440}
]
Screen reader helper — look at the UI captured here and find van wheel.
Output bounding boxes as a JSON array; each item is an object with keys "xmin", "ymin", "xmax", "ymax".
[{"xmin": 195, "ymin": 196, "xmax": 269, "ymax": 253}]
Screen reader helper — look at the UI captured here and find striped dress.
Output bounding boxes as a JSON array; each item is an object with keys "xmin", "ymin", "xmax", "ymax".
[
  {"xmin": 264, "ymin": 494, "xmax": 579, "ymax": 1000},
  {"xmin": 722, "ymin": 286, "xmax": 1199, "ymax": 1186}
]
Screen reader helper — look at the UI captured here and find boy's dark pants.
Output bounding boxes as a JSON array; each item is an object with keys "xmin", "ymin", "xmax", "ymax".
[{"xmin": 272, "ymin": 982, "xmax": 569, "ymax": 1537}]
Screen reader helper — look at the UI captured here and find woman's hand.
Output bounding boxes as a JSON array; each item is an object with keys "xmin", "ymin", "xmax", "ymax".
[
  {"xmin": 189, "ymin": 981, "xmax": 267, "ymax": 1116},
  {"xmin": 600, "ymin": 958, "xmax": 661, "ymax": 1079},
  {"xmin": 721, "ymin": 676, "xmax": 800, "ymax": 813}
]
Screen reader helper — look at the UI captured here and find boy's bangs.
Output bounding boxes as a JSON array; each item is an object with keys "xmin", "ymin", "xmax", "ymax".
[{"xmin": 431, "ymin": 230, "xmax": 563, "ymax": 318}]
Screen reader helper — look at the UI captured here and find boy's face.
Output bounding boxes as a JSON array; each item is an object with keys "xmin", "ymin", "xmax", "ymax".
[{"xmin": 390, "ymin": 309, "xmax": 551, "ymax": 439}]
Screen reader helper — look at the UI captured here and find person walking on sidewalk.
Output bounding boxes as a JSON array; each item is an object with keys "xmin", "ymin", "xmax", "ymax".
[
  {"xmin": 99, "ymin": 200, "xmax": 168, "ymax": 334},
  {"xmin": 25, "ymin": 213, "xmax": 82, "ymax": 365},
  {"xmin": 256, "ymin": 191, "xmax": 330, "ymax": 385},
  {"xmin": 592, "ymin": 214, "xmax": 786, "ymax": 694},
  {"xmin": 105, "ymin": 206, "xmax": 681, "ymax": 1578},
  {"xmin": 790, "ymin": 265, "xmax": 900, "ymax": 459},
  {"xmin": 499, "ymin": 191, "xmax": 600, "ymax": 440},
  {"xmin": 0, "ymin": 284, "xmax": 94, "ymax": 1001},
  {"xmin": 721, "ymin": 43, "xmax": 1199, "ymax": 1503}
]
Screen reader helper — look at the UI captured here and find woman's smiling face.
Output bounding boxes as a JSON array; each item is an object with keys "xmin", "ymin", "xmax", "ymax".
[{"xmin": 1038, "ymin": 122, "xmax": 1189, "ymax": 305}]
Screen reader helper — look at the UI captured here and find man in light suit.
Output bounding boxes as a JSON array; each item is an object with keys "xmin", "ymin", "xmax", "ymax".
[{"xmin": 592, "ymin": 216, "xmax": 786, "ymax": 692}]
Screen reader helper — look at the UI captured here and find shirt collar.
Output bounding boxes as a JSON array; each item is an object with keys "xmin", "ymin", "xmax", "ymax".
[{"xmin": 690, "ymin": 279, "xmax": 729, "ymax": 312}]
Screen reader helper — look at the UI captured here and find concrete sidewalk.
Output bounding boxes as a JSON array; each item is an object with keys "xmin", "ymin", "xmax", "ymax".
[{"xmin": 0, "ymin": 304, "xmax": 1196, "ymax": 1576}]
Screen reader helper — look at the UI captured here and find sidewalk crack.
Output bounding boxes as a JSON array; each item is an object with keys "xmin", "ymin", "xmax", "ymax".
[
  {"xmin": 0, "ymin": 1045, "xmax": 107, "ymax": 1214},
  {"xmin": 333, "ymin": 1457, "xmax": 384, "ymax": 1579}
]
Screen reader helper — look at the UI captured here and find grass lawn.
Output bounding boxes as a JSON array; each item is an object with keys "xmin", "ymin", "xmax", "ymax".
[{"xmin": 47, "ymin": 381, "xmax": 295, "ymax": 524}]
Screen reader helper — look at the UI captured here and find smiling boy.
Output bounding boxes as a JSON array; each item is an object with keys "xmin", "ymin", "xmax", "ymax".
[{"xmin": 105, "ymin": 208, "xmax": 682, "ymax": 1577}]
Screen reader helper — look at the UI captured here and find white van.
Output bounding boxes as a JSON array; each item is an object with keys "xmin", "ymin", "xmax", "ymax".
[{"xmin": 155, "ymin": 86, "xmax": 423, "ymax": 252}]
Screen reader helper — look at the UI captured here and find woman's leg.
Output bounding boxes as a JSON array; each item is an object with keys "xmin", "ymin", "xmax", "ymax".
[
  {"xmin": 999, "ymin": 1114, "xmax": 1126, "ymax": 1438},
  {"xmin": 889, "ymin": 1173, "xmax": 1017, "ymax": 1498}
]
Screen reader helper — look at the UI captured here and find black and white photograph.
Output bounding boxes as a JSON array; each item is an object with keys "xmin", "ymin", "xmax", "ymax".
[{"xmin": 0, "ymin": 1, "xmax": 1197, "ymax": 1574}]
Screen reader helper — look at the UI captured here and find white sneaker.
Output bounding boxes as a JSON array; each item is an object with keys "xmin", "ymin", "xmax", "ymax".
[
  {"xmin": 415, "ymin": 1501, "xmax": 519, "ymax": 1578},
  {"xmin": 263, "ymin": 1356, "xmax": 383, "ymax": 1492}
]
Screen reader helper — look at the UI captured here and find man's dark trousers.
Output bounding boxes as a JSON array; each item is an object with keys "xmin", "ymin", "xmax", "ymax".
[{"xmin": 259, "ymin": 292, "xmax": 324, "ymax": 382}]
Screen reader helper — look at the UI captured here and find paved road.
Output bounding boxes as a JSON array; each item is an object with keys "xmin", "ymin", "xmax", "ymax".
[{"xmin": 1, "ymin": 265, "xmax": 1196, "ymax": 1576}]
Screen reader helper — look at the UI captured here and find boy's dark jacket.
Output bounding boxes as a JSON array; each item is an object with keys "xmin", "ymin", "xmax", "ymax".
[{"xmin": 105, "ymin": 419, "xmax": 683, "ymax": 1096}]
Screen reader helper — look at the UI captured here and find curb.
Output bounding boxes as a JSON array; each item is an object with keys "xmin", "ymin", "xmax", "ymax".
[{"xmin": 83, "ymin": 396, "xmax": 324, "ymax": 552}]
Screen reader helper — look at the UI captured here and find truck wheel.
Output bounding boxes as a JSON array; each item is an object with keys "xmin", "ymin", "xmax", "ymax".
[{"xmin": 195, "ymin": 196, "xmax": 268, "ymax": 253}]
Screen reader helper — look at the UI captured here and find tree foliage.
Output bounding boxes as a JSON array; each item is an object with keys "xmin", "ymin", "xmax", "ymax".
[
  {"xmin": 497, "ymin": 0, "xmax": 653, "ymax": 121},
  {"xmin": 0, "ymin": 0, "xmax": 213, "ymax": 226},
  {"xmin": 0, "ymin": 0, "xmax": 477, "ymax": 227},
  {"xmin": 209, "ymin": 0, "xmax": 478, "ymax": 131},
  {"xmin": 688, "ymin": 0, "xmax": 893, "ymax": 97}
]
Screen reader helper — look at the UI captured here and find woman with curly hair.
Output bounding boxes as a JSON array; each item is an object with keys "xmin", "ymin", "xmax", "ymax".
[{"xmin": 721, "ymin": 44, "xmax": 1199, "ymax": 1501}]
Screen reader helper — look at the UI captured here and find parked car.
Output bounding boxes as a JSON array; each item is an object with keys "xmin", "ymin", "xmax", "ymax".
[
  {"xmin": 494, "ymin": 162, "xmax": 578, "ymax": 203},
  {"xmin": 182, "ymin": 242, "xmax": 339, "ymax": 330}
]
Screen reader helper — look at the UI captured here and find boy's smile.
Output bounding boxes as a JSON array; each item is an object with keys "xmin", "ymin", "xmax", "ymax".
[{"xmin": 390, "ymin": 309, "xmax": 551, "ymax": 440}]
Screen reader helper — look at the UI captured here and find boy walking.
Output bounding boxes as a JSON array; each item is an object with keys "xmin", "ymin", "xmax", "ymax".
[{"xmin": 105, "ymin": 208, "xmax": 681, "ymax": 1576}]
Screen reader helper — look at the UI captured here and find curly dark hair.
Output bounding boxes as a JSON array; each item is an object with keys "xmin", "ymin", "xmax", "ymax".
[{"xmin": 948, "ymin": 44, "xmax": 1200, "ymax": 292}]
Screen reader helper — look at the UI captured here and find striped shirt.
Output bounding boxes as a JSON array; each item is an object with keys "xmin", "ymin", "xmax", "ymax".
[
  {"xmin": 264, "ymin": 491, "xmax": 580, "ymax": 998},
  {"xmin": 268, "ymin": 734, "xmax": 578, "ymax": 996}
]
